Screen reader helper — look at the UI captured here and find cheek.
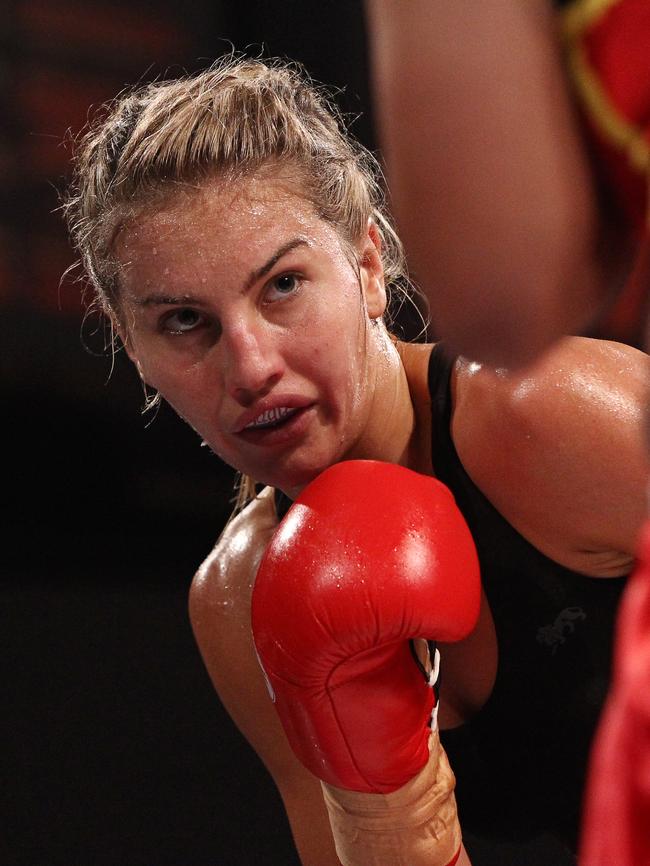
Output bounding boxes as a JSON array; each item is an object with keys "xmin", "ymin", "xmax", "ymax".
[
  {"xmin": 134, "ymin": 353, "xmax": 220, "ymax": 428},
  {"xmin": 305, "ymin": 319, "xmax": 370, "ymax": 411},
  {"xmin": 310, "ymin": 285, "xmax": 366, "ymax": 355},
  {"xmin": 127, "ymin": 329, "xmax": 210, "ymax": 394}
]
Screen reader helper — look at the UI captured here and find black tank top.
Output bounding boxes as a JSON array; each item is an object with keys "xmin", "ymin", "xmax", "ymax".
[
  {"xmin": 273, "ymin": 343, "xmax": 626, "ymax": 863},
  {"xmin": 428, "ymin": 343, "xmax": 626, "ymax": 863}
]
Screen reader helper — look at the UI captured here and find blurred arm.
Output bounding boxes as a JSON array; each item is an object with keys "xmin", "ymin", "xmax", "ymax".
[{"xmin": 366, "ymin": 0, "xmax": 606, "ymax": 367}]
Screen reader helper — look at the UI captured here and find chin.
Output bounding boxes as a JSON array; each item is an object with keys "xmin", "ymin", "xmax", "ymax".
[
  {"xmin": 265, "ymin": 459, "xmax": 336, "ymax": 499},
  {"xmin": 232, "ymin": 437, "xmax": 348, "ymax": 498}
]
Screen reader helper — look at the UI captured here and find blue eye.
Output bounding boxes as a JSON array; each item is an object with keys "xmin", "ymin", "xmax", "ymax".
[
  {"xmin": 162, "ymin": 308, "xmax": 203, "ymax": 334},
  {"xmin": 267, "ymin": 273, "xmax": 302, "ymax": 301},
  {"xmin": 275, "ymin": 274, "xmax": 297, "ymax": 292}
]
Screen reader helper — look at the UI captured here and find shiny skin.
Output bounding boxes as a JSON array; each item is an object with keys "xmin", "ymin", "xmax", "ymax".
[{"xmin": 114, "ymin": 171, "xmax": 414, "ymax": 498}]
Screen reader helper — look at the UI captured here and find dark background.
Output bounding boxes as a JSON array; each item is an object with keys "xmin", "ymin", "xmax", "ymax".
[{"xmin": 3, "ymin": 2, "xmax": 373, "ymax": 863}]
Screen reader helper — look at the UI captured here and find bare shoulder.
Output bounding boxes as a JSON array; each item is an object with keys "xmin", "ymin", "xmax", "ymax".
[
  {"xmin": 454, "ymin": 337, "xmax": 649, "ymax": 442},
  {"xmin": 190, "ymin": 485, "xmax": 277, "ymax": 629},
  {"xmin": 452, "ymin": 337, "xmax": 649, "ymax": 575}
]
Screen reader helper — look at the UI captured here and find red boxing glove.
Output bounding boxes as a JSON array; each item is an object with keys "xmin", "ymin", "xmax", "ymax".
[{"xmin": 252, "ymin": 460, "xmax": 481, "ymax": 794}]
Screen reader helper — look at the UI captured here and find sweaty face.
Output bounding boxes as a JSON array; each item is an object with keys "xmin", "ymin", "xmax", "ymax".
[{"xmin": 114, "ymin": 173, "xmax": 387, "ymax": 495}]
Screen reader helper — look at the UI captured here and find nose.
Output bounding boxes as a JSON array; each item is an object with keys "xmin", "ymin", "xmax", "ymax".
[{"xmin": 222, "ymin": 317, "xmax": 284, "ymax": 407}]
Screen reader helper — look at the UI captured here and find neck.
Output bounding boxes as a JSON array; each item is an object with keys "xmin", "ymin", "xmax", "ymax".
[{"xmin": 346, "ymin": 328, "xmax": 419, "ymax": 468}]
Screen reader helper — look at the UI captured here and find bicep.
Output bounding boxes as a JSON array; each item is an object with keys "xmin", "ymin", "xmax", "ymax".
[{"xmin": 540, "ymin": 343, "xmax": 650, "ymax": 560}]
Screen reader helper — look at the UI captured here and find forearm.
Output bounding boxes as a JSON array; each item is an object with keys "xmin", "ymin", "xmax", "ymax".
[{"xmin": 280, "ymin": 780, "xmax": 344, "ymax": 866}]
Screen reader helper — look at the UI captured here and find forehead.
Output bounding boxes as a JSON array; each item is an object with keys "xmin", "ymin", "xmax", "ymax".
[{"xmin": 116, "ymin": 171, "xmax": 327, "ymax": 260}]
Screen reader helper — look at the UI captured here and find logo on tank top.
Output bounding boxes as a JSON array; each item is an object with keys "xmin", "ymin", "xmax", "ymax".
[{"xmin": 536, "ymin": 607, "xmax": 587, "ymax": 655}]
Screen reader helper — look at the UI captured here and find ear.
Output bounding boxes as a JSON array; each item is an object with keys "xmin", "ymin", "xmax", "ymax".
[{"xmin": 358, "ymin": 219, "xmax": 387, "ymax": 319}]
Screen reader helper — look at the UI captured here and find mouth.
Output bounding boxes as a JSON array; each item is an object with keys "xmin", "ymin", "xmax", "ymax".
[
  {"xmin": 235, "ymin": 404, "xmax": 314, "ymax": 446},
  {"xmin": 245, "ymin": 406, "xmax": 299, "ymax": 430}
]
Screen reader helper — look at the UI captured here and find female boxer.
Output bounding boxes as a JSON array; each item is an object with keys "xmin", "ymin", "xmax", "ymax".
[{"xmin": 64, "ymin": 59, "xmax": 649, "ymax": 866}]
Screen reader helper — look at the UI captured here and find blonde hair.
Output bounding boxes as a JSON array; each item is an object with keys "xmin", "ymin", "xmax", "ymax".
[{"xmin": 63, "ymin": 55, "xmax": 419, "ymax": 513}]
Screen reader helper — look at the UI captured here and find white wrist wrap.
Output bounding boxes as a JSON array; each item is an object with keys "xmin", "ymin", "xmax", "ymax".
[{"xmin": 321, "ymin": 729, "xmax": 461, "ymax": 866}]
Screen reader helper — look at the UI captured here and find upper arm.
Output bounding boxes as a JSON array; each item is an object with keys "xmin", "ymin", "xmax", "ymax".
[
  {"xmin": 454, "ymin": 338, "xmax": 650, "ymax": 574},
  {"xmin": 188, "ymin": 490, "xmax": 342, "ymax": 866}
]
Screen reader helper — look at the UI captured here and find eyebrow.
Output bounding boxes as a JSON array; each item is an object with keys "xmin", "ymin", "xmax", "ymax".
[
  {"xmin": 131, "ymin": 237, "xmax": 309, "ymax": 308},
  {"xmin": 244, "ymin": 237, "xmax": 309, "ymax": 290}
]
